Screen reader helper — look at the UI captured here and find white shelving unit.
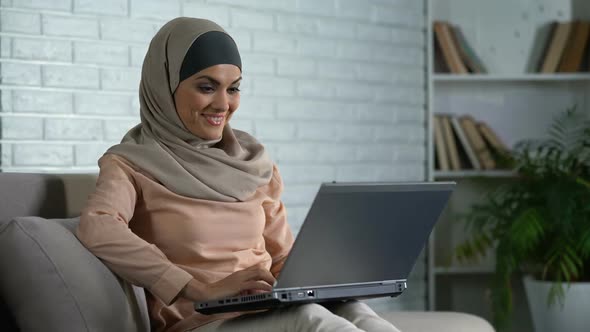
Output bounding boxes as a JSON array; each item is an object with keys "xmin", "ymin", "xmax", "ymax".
[
  {"xmin": 433, "ymin": 170, "xmax": 517, "ymax": 179},
  {"xmin": 434, "ymin": 73, "xmax": 590, "ymax": 82},
  {"xmin": 426, "ymin": 0, "xmax": 590, "ymax": 330},
  {"xmin": 433, "ymin": 266, "xmax": 495, "ymax": 275}
]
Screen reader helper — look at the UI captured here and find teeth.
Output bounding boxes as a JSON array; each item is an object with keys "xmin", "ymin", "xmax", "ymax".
[{"xmin": 205, "ymin": 115, "xmax": 223, "ymax": 125}]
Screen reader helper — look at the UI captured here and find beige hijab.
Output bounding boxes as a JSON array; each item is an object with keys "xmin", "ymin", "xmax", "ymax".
[{"xmin": 106, "ymin": 17, "xmax": 273, "ymax": 202}]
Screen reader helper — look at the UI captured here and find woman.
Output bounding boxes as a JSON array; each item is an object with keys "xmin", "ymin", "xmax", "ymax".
[{"xmin": 77, "ymin": 17, "xmax": 399, "ymax": 332}]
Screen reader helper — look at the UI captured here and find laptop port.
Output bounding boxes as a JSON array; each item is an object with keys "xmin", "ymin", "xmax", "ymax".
[
  {"xmin": 281, "ymin": 293, "xmax": 288, "ymax": 299},
  {"xmin": 306, "ymin": 290, "xmax": 315, "ymax": 297}
]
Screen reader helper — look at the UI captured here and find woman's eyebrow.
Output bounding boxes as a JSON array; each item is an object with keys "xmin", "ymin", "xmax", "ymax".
[{"xmin": 194, "ymin": 75, "xmax": 242, "ymax": 85}]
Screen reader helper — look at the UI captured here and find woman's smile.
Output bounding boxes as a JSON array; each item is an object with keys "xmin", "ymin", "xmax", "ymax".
[{"xmin": 201, "ymin": 113, "xmax": 225, "ymax": 126}]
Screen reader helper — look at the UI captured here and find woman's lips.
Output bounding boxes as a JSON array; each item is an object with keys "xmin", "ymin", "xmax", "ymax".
[{"xmin": 202, "ymin": 114, "xmax": 225, "ymax": 126}]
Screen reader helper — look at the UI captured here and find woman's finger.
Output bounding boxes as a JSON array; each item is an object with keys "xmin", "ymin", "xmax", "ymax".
[
  {"xmin": 244, "ymin": 267, "xmax": 276, "ymax": 284},
  {"xmin": 240, "ymin": 280, "xmax": 273, "ymax": 293}
]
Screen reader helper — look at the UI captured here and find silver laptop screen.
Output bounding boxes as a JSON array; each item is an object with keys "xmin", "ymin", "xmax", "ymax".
[{"xmin": 275, "ymin": 182, "xmax": 454, "ymax": 289}]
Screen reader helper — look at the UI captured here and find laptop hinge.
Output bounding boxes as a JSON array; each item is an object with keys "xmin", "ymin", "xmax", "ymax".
[{"xmin": 276, "ymin": 279, "xmax": 406, "ymax": 291}]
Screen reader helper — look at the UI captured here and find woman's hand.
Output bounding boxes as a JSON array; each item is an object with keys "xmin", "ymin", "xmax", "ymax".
[{"xmin": 181, "ymin": 264, "xmax": 276, "ymax": 302}]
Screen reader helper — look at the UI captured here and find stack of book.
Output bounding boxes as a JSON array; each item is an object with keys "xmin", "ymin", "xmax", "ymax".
[
  {"xmin": 433, "ymin": 114, "xmax": 508, "ymax": 171},
  {"xmin": 535, "ymin": 20, "xmax": 590, "ymax": 73},
  {"xmin": 433, "ymin": 21, "xmax": 487, "ymax": 74}
]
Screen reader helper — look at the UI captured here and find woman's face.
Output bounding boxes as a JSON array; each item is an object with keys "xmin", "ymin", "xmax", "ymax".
[{"xmin": 173, "ymin": 64, "xmax": 241, "ymax": 140}]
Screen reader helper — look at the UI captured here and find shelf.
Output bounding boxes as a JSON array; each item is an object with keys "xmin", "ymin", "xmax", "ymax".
[
  {"xmin": 434, "ymin": 266, "xmax": 495, "ymax": 275},
  {"xmin": 434, "ymin": 170, "xmax": 517, "ymax": 179},
  {"xmin": 433, "ymin": 73, "xmax": 590, "ymax": 82}
]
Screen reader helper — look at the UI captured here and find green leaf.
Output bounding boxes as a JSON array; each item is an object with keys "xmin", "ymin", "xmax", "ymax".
[
  {"xmin": 579, "ymin": 228, "xmax": 590, "ymax": 258},
  {"xmin": 548, "ymin": 280, "xmax": 566, "ymax": 307}
]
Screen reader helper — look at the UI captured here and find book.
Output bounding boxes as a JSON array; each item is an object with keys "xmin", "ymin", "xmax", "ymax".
[
  {"xmin": 433, "ymin": 36, "xmax": 450, "ymax": 73},
  {"xmin": 558, "ymin": 21, "xmax": 590, "ymax": 72},
  {"xmin": 582, "ymin": 37, "xmax": 590, "ymax": 71},
  {"xmin": 477, "ymin": 122, "xmax": 508, "ymax": 153},
  {"xmin": 540, "ymin": 21, "xmax": 573, "ymax": 73},
  {"xmin": 449, "ymin": 25, "xmax": 487, "ymax": 74},
  {"xmin": 527, "ymin": 22, "xmax": 557, "ymax": 73},
  {"xmin": 441, "ymin": 115, "xmax": 461, "ymax": 170},
  {"xmin": 450, "ymin": 116, "xmax": 481, "ymax": 170},
  {"xmin": 459, "ymin": 115, "xmax": 496, "ymax": 169},
  {"xmin": 434, "ymin": 115, "xmax": 450, "ymax": 171},
  {"xmin": 433, "ymin": 21, "xmax": 469, "ymax": 74}
]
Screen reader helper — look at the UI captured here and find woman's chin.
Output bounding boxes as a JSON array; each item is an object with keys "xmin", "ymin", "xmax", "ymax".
[{"xmin": 193, "ymin": 131, "xmax": 222, "ymax": 141}]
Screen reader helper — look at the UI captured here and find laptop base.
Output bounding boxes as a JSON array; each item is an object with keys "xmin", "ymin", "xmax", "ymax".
[{"xmin": 195, "ymin": 281, "xmax": 406, "ymax": 315}]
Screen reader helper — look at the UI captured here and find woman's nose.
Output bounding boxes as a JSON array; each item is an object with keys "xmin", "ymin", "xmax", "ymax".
[{"xmin": 211, "ymin": 91, "xmax": 229, "ymax": 112}]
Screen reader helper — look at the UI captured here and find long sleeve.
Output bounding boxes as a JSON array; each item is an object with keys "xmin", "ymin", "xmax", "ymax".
[
  {"xmin": 262, "ymin": 165, "xmax": 295, "ymax": 277},
  {"xmin": 76, "ymin": 155, "xmax": 193, "ymax": 305}
]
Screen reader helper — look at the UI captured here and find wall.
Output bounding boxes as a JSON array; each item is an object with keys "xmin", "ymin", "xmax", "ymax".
[{"xmin": 0, "ymin": 0, "xmax": 428, "ymax": 310}]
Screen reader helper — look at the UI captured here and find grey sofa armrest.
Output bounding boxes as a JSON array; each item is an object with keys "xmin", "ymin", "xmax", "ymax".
[
  {"xmin": 0, "ymin": 216, "xmax": 150, "ymax": 332},
  {"xmin": 0, "ymin": 173, "xmax": 149, "ymax": 332}
]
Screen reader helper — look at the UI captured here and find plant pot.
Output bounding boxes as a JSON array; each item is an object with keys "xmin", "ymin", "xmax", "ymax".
[{"xmin": 523, "ymin": 275, "xmax": 590, "ymax": 332}]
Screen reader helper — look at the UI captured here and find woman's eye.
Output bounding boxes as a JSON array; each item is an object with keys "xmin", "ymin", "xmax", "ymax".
[
  {"xmin": 228, "ymin": 87, "xmax": 241, "ymax": 94},
  {"xmin": 198, "ymin": 85, "xmax": 214, "ymax": 93}
]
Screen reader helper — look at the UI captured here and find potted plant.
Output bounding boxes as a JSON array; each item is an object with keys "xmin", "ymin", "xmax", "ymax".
[{"xmin": 455, "ymin": 107, "xmax": 590, "ymax": 332}]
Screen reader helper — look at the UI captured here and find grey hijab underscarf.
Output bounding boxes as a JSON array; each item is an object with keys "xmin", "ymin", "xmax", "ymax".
[{"xmin": 106, "ymin": 17, "xmax": 273, "ymax": 202}]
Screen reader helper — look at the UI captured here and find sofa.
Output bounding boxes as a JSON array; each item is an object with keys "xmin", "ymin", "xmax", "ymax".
[{"xmin": 0, "ymin": 172, "xmax": 495, "ymax": 332}]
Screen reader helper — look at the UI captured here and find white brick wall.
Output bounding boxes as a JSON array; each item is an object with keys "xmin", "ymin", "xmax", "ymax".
[
  {"xmin": 13, "ymin": 37, "xmax": 72, "ymax": 62},
  {"xmin": 12, "ymin": 89, "xmax": 73, "ymax": 113},
  {"xmin": 74, "ymin": 0, "xmax": 128, "ymax": 16},
  {"xmin": 0, "ymin": 0, "xmax": 428, "ymax": 310},
  {"xmin": 43, "ymin": 64, "xmax": 100, "ymax": 89}
]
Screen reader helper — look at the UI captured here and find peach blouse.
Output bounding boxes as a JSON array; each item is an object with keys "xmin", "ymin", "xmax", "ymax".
[{"xmin": 76, "ymin": 154, "xmax": 294, "ymax": 332}]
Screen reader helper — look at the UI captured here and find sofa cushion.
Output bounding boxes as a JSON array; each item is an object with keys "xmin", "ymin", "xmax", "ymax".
[
  {"xmin": 380, "ymin": 311, "xmax": 495, "ymax": 332},
  {"xmin": 0, "ymin": 216, "xmax": 150, "ymax": 332}
]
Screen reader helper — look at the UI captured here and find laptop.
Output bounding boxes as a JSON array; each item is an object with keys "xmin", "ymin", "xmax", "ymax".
[{"xmin": 195, "ymin": 181, "xmax": 455, "ymax": 315}]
